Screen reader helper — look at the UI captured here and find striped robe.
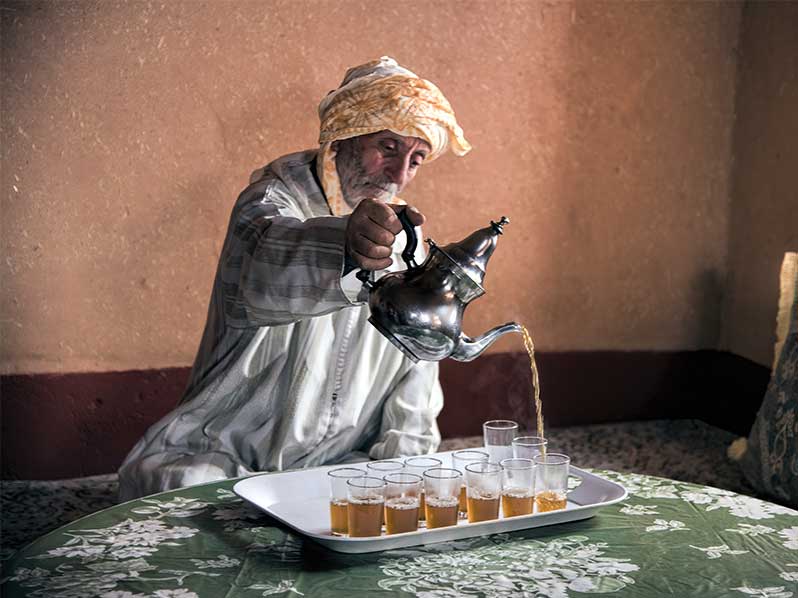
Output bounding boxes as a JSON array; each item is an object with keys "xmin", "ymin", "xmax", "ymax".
[{"xmin": 118, "ymin": 150, "xmax": 443, "ymax": 500}]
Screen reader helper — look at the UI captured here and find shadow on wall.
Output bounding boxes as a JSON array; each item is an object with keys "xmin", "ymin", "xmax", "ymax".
[{"xmin": 692, "ymin": 268, "xmax": 725, "ymax": 348}]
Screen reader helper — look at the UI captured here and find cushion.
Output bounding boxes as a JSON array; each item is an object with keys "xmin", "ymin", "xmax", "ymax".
[{"xmin": 734, "ymin": 252, "xmax": 798, "ymax": 507}]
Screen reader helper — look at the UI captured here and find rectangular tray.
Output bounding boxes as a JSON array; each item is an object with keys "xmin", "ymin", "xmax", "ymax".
[{"xmin": 233, "ymin": 450, "xmax": 627, "ymax": 554}]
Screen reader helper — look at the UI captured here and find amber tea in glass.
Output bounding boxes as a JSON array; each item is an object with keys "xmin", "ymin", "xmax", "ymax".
[
  {"xmin": 451, "ymin": 449, "xmax": 488, "ymax": 518},
  {"xmin": 500, "ymin": 458, "xmax": 535, "ymax": 517},
  {"xmin": 534, "ymin": 453, "xmax": 570, "ymax": 513},
  {"xmin": 535, "ymin": 490, "xmax": 568, "ymax": 512},
  {"xmin": 467, "ymin": 494, "xmax": 500, "ymax": 522},
  {"xmin": 423, "ymin": 467, "xmax": 461, "ymax": 529},
  {"xmin": 365, "ymin": 460, "xmax": 403, "ymax": 528},
  {"xmin": 383, "ymin": 472, "xmax": 422, "ymax": 534},
  {"xmin": 347, "ymin": 476, "xmax": 386, "ymax": 537},
  {"xmin": 465, "ymin": 461, "xmax": 502, "ymax": 523},
  {"xmin": 327, "ymin": 467, "xmax": 365, "ymax": 535},
  {"xmin": 403, "ymin": 456, "xmax": 442, "ymax": 521}
]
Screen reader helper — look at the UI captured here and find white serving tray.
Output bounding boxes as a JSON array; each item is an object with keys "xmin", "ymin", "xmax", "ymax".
[{"xmin": 233, "ymin": 450, "xmax": 627, "ymax": 554}]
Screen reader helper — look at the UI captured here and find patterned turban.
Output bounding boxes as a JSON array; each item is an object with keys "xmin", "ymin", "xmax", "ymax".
[{"xmin": 317, "ymin": 56, "xmax": 472, "ymax": 216}]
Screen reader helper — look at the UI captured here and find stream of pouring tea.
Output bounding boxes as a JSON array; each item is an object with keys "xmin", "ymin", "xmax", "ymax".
[{"xmin": 520, "ymin": 324, "xmax": 545, "ymax": 455}]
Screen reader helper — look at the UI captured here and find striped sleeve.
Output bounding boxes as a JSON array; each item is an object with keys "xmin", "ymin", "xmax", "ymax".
[{"xmin": 220, "ymin": 178, "xmax": 356, "ymax": 327}]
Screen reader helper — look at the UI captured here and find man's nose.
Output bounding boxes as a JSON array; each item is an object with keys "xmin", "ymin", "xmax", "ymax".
[{"xmin": 384, "ymin": 156, "xmax": 412, "ymax": 189}]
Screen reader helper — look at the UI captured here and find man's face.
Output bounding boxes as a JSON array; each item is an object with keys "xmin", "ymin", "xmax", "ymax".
[{"xmin": 334, "ymin": 131, "xmax": 431, "ymax": 205}]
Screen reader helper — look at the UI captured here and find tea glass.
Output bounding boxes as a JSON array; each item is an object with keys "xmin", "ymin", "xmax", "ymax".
[
  {"xmin": 451, "ymin": 449, "xmax": 489, "ymax": 517},
  {"xmin": 423, "ymin": 468, "xmax": 462, "ymax": 529},
  {"xmin": 512, "ymin": 435, "xmax": 548, "ymax": 460},
  {"xmin": 464, "ymin": 461, "xmax": 502, "ymax": 523},
  {"xmin": 499, "ymin": 458, "xmax": 535, "ymax": 518},
  {"xmin": 533, "ymin": 453, "xmax": 570, "ymax": 513},
  {"xmin": 346, "ymin": 476, "xmax": 386, "ymax": 537},
  {"xmin": 483, "ymin": 420, "xmax": 519, "ymax": 463},
  {"xmin": 327, "ymin": 467, "xmax": 365, "ymax": 535},
  {"xmin": 403, "ymin": 456, "xmax": 442, "ymax": 521},
  {"xmin": 383, "ymin": 472, "xmax": 423, "ymax": 534}
]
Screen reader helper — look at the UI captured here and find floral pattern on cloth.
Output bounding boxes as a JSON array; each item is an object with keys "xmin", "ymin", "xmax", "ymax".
[
  {"xmin": 601, "ymin": 471, "xmax": 795, "ymax": 518},
  {"xmin": 3, "ymin": 471, "xmax": 797, "ymax": 598},
  {"xmin": 377, "ymin": 534, "xmax": 638, "ymax": 596}
]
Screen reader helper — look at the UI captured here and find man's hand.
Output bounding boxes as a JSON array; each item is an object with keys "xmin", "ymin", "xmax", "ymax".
[{"xmin": 345, "ymin": 199, "xmax": 426, "ymax": 271}]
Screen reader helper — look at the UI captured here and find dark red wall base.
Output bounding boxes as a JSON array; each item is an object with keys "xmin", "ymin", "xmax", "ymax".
[
  {"xmin": 437, "ymin": 350, "xmax": 770, "ymax": 439},
  {"xmin": 2, "ymin": 369, "xmax": 189, "ymax": 480},
  {"xmin": 1, "ymin": 350, "xmax": 769, "ymax": 480}
]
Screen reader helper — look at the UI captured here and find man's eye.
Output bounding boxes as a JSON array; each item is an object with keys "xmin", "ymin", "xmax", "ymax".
[{"xmin": 381, "ymin": 142, "xmax": 397, "ymax": 153}]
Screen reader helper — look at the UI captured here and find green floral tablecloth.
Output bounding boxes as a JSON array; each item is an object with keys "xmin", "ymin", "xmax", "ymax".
[{"xmin": 3, "ymin": 470, "xmax": 797, "ymax": 597}]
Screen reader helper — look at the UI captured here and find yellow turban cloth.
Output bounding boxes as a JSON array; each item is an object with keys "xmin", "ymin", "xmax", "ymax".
[{"xmin": 317, "ymin": 56, "xmax": 472, "ymax": 216}]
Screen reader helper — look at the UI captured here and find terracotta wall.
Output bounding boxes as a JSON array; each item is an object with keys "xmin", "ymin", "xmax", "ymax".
[
  {"xmin": 721, "ymin": 2, "xmax": 798, "ymax": 367},
  {"xmin": 2, "ymin": 1, "xmax": 745, "ymax": 375}
]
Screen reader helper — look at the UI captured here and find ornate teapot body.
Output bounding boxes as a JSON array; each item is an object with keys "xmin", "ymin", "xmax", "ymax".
[{"xmin": 357, "ymin": 212, "xmax": 521, "ymax": 363}]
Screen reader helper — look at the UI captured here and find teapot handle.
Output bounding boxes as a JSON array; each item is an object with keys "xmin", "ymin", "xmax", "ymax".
[
  {"xmin": 397, "ymin": 207, "xmax": 419, "ymax": 269},
  {"xmin": 356, "ymin": 207, "xmax": 419, "ymax": 288}
]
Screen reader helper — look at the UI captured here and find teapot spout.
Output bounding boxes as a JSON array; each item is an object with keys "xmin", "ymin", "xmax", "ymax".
[{"xmin": 450, "ymin": 322, "xmax": 523, "ymax": 362}]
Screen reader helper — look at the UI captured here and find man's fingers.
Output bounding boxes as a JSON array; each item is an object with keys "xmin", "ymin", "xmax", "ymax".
[
  {"xmin": 390, "ymin": 204, "xmax": 426, "ymax": 227},
  {"xmin": 358, "ymin": 223, "xmax": 395, "ymax": 248},
  {"xmin": 368, "ymin": 204, "xmax": 402, "ymax": 234},
  {"xmin": 350, "ymin": 234, "xmax": 392, "ymax": 260},
  {"xmin": 350, "ymin": 201, "xmax": 397, "ymax": 244},
  {"xmin": 351, "ymin": 247, "xmax": 393, "ymax": 271}
]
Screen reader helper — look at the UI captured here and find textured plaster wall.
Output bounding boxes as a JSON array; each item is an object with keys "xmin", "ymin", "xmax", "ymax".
[
  {"xmin": 2, "ymin": 1, "xmax": 742, "ymax": 375},
  {"xmin": 722, "ymin": 2, "xmax": 798, "ymax": 367}
]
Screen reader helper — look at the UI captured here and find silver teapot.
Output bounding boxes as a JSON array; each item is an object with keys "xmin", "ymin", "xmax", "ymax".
[{"xmin": 356, "ymin": 211, "xmax": 521, "ymax": 362}]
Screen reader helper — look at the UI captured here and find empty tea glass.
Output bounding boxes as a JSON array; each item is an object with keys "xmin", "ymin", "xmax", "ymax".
[
  {"xmin": 451, "ymin": 449, "xmax": 489, "ymax": 517},
  {"xmin": 403, "ymin": 456, "xmax": 442, "ymax": 521},
  {"xmin": 512, "ymin": 435, "xmax": 548, "ymax": 460},
  {"xmin": 483, "ymin": 420, "xmax": 519, "ymax": 463},
  {"xmin": 347, "ymin": 476, "xmax": 386, "ymax": 537},
  {"xmin": 383, "ymin": 472, "xmax": 423, "ymax": 534},
  {"xmin": 327, "ymin": 467, "xmax": 365, "ymax": 535},
  {"xmin": 423, "ymin": 468, "xmax": 462, "ymax": 529},
  {"xmin": 499, "ymin": 458, "xmax": 535, "ymax": 518},
  {"xmin": 533, "ymin": 453, "xmax": 570, "ymax": 513},
  {"xmin": 464, "ymin": 461, "xmax": 502, "ymax": 523},
  {"xmin": 366, "ymin": 460, "xmax": 404, "ymax": 475},
  {"xmin": 403, "ymin": 456, "xmax": 443, "ymax": 474}
]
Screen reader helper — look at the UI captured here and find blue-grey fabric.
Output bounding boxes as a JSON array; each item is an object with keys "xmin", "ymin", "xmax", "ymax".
[{"xmin": 739, "ymin": 268, "xmax": 798, "ymax": 507}]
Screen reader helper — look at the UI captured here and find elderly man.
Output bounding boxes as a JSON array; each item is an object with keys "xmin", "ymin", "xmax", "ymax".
[{"xmin": 118, "ymin": 57, "xmax": 471, "ymax": 500}]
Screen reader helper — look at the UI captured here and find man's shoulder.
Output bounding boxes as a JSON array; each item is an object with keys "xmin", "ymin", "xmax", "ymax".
[
  {"xmin": 236, "ymin": 149, "xmax": 325, "ymax": 216},
  {"xmin": 249, "ymin": 149, "xmax": 317, "ymax": 186},
  {"xmin": 274, "ymin": 149, "xmax": 318, "ymax": 170}
]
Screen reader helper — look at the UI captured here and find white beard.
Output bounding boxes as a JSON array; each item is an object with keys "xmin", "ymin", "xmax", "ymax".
[
  {"xmin": 335, "ymin": 141, "xmax": 399, "ymax": 208},
  {"xmin": 343, "ymin": 183, "xmax": 399, "ymax": 208}
]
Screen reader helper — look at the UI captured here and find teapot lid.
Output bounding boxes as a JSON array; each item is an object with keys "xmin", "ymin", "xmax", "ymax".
[{"xmin": 430, "ymin": 217, "xmax": 509, "ymax": 289}]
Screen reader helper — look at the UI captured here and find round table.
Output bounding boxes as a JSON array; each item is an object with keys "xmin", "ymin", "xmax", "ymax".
[{"xmin": 3, "ymin": 470, "xmax": 796, "ymax": 597}]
